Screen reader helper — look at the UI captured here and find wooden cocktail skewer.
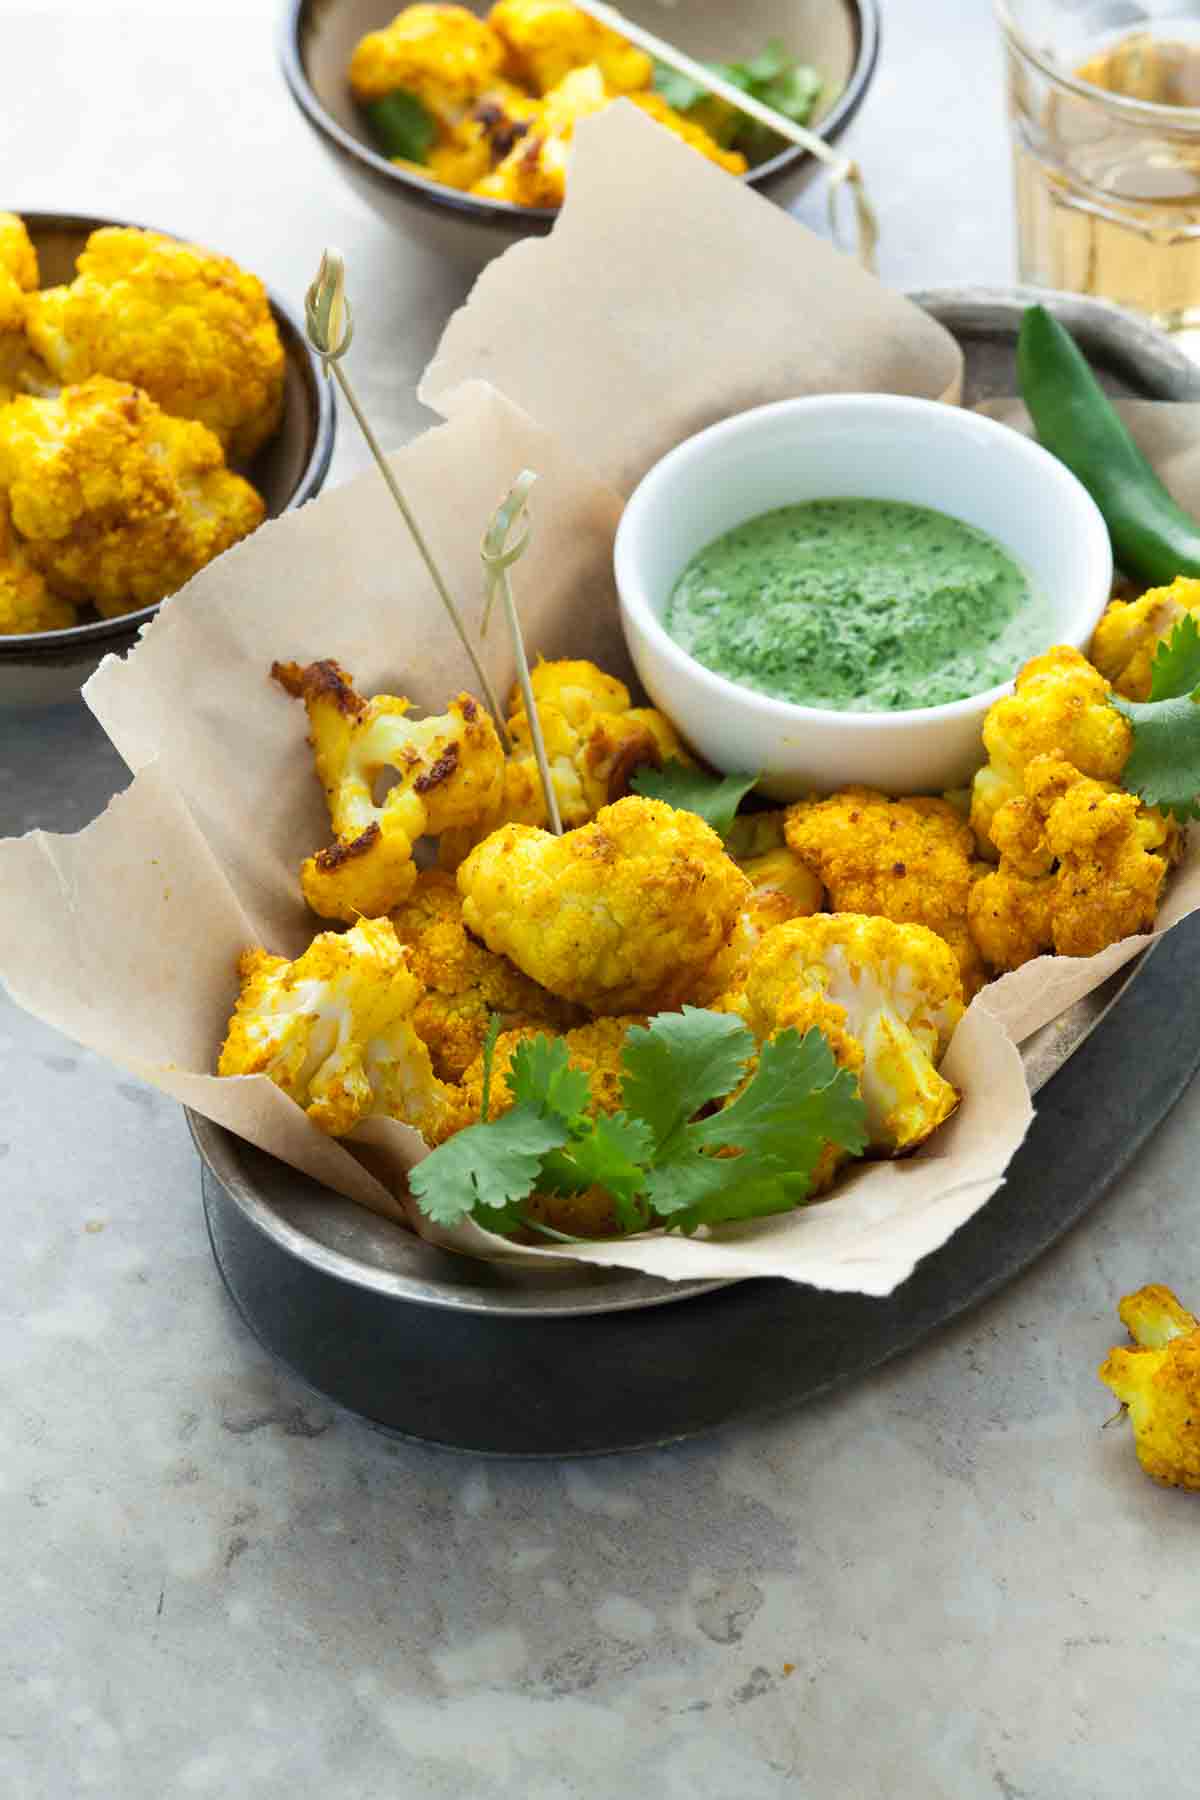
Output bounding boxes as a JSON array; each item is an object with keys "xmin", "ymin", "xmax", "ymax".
[
  {"xmin": 571, "ymin": 0, "xmax": 878, "ymax": 273},
  {"xmin": 304, "ymin": 249, "xmax": 511, "ymax": 747},
  {"xmin": 480, "ymin": 470, "xmax": 563, "ymax": 835}
]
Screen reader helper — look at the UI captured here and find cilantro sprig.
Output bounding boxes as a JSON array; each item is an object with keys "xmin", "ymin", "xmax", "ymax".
[
  {"xmin": 407, "ymin": 1008, "xmax": 867, "ymax": 1239},
  {"xmin": 630, "ymin": 759, "xmax": 759, "ymax": 840},
  {"xmin": 653, "ymin": 41, "xmax": 824, "ymax": 159},
  {"xmin": 1111, "ymin": 614, "xmax": 1200, "ymax": 822}
]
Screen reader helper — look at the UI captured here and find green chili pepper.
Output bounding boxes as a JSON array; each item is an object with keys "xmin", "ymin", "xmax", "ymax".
[
  {"xmin": 1017, "ymin": 303, "xmax": 1200, "ymax": 586},
  {"xmin": 361, "ymin": 89, "xmax": 437, "ymax": 164}
]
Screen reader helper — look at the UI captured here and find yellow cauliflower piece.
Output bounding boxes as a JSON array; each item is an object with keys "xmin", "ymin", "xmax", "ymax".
[
  {"xmin": 0, "ymin": 376, "xmax": 264, "ymax": 616},
  {"xmin": 349, "ymin": 4, "xmax": 507, "ymax": 111},
  {"xmin": 0, "ymin": 212, "xmax": 38, "ymax": 293},
  {"xmin": 218, "ymin": 915, "xmax": 459, "ymax": 1143},
  {"xmin": 627, "ymin": 90, "xmax": 749, "ymax": 176},
  {"xmin": 969, "ymin": 646, "xmax": 1132, "ymax": 854},
  {"xmin": 0, "ymin": 494, "xmax": 75, "ymax": 635},
  {"xmin": 1090, "ymin": 576, "xmax": 1200, "ymax": 701},
  {"xmin": 390, "ymin": 868, "xmax": 582, "ymax": 1080},
  {"xmin": 274, "ymin": 658, "xmax": 505, "ymax": 924},
  {"xmin": 724, "ymin": 809, "xmax": 825, "ymax": 915},
  {"xmin": 472, "ymin": 62, "xmax": 609, "ymax": 206},
  {"xmin": 439, "ymin": 657, "xmax": 689, "ymax": 865},
  {"xmin": 457, "ymin": 794, "xmax": 750, "ymax": 1013},
  {"xmin": 742, "ymin": 913, "xmax": 963, "ymax": 1155},
  {"xmin": 26, "ymin": 227, "xmax": 285, "ymax": 460},
  {"xmin": 968, "ymin": 755, "xmax": 1177, "ymax": 970},
  {"xmin": 784, "ymin": 788, "xmax": 987, "ymax": 997},
  {"xmin": 1099, "ymin": 1285, "xmax": 1200, "ymax": 1490},
  {"xmin": 488, "ymin": 0, "xmax": 651, "ymax": 95}
]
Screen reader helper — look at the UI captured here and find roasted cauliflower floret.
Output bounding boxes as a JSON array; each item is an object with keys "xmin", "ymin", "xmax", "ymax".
[
  {"xmin": 390, "ymin": 868, "xmax": 582, "ymax": 1080},
  {"xmin": 0, "ymin": 212, "xmax": 38, "ymax": 293},
  {"xmin": 626, "ymin": 90, "xmax": 749, "ymax": 175},
  {"xmin": 472, "ymin": 63, "xmax": 611, "ymax": 206},
  {"xmin": 741, "ymin": 914, "xmax": 963, "ymax": 1155},
  {"xmin": 349, "ymin": 3, "xmax": 507, "ymax": 110},
  {"xmin": 218, "ymin": 915, "xmax": 459, "ymax": 1143},
  {"xmin": 1090, "ymin": 577, "xmax": 1200, "ymax": 701},
  {"xmin": 0, "ymin": 376, "xmax": 264, "ymax": 616},
  {"xmin": 1099, "ymin": 1285, "xmax": 1200, "ymax": 1490},
  {"xmin": 724, "ymin": 809, "xmax": 825, "ymax": 915},
  {"xmin": 26, "ymin": 227, "xmax": 285, "ymax": 460},
  {"xmin": 439, "ymin": 657, "xmax": 690, "ymax": 865},
  {"xmin": 0, "ymin": 214, "xmax": 55, "ymax": 408},
  {"xmin": 968, "ymin": 755, "xmax": 1177, "ymax": 970},
  {"xmin": 969, "ymin": 646, "xmax": 1132, "ymax": 854},
  {"xmin": 275, "ymin": 658, "xmax": 505, "ymax": 923},
  {"xmin": 488, "ymin": 0, "xmax": 652, "ymax": 95},
  {"xmin": 457, "ymin": 794, "xmax": 751, "ymax": 1012},
  {"xmin": 400, "ymin": 81, "xmax": 542, "ymax": 189},
  {"xmin": 0, "ymin": 494, "xmax": 75, "ymax": 635},
  {"xmin": 784, "ymin": 788, "xmax": 986, "ymax": 996}
]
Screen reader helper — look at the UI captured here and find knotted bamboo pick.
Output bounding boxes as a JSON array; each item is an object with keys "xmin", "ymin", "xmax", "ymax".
[
  {"xmin": 572, "ymin": 0, "xmax": 878, "ymax": 272},
  {"xmin": 480, "ymin": 470, "xmax": 563, "ymax": 835},
  {"xmin": 304, "ymin": 249, "xmax": 510, "ymax": 745}
]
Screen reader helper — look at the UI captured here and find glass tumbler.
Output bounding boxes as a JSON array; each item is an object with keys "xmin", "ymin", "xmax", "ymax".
[{"xmin": 997, "ymin": 0, "xmax": 1200, "ymax": 342}]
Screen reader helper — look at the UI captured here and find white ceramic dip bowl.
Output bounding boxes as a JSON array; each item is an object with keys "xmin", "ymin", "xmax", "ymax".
[{"xmin": 614, "ymin": 393, "xmax": 1113, "ymax": 798}]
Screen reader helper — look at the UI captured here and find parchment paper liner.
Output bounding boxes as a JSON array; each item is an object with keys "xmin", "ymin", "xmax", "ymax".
[{"xmin": 0, "ymin": 109, "xmax": 1193, "ymax": 1295}]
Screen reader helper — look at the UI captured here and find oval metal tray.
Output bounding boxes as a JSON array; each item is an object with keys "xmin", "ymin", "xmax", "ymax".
[{"xmin": 195, "ymin": 287, "xmax": 1200, "ymax": 1453}]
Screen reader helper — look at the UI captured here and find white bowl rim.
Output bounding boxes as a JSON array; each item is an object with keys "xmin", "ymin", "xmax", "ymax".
[{"xmin": 614, "ymin": 390, "xmax": 1114, "ymax": 732}]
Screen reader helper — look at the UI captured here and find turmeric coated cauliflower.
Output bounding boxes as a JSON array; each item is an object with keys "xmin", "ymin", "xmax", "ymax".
[
  {"xmin": 471, "ymin": 63, "xmax": 611, "ymax": 206},
  {"xmin": 457, "ymin": 794, "xmax": 751, "ymax": 1012},
  {"xmin": 349, "ymin": 3, "xmax": 507, "ymax": 109},
  {"xmin": 968, "ymin": 755, "xmax": 1178, "ymax": 970},
  {"xmin": 969, "ymin": 646, "xmax": 1132, "ymax": 854},
  {"xmin": 0, "ymin": 212, "xmax": 38, "ymax": 293},
  {"xmin": 1098, "ymin": 1284, "xmax": 1200, "ymax": 1490},
  {"xmin": 784, "ymin": 788, "xmax": 987, "ymax": 996},
  {"xmin": 741, "ymin": 914, "xmax": 964, "ymax": 1155},
  {"xmin": 724, "ymin": 810, "xmax": 825, "ymax": 916},
  {"xmin": 488, "ymin": 0, "xmax": 651, "ymax": 95},
  {"xmin": 0, "ymin": 212, "xmax": 55, "ymax": 408},
  {"xmin": 0, "ymin": 494, "xmax": 75, "ymax": 635},
  {"xmin": 390, "ymin": 868, "xmax": 582, "ymax": 1080},
  {"xmin": 440, "ymin": 657, "xmax": 690, "ymax": 865},
  {"xmin": 0, "ymin": 376, "xmax": 265, "ymax": 616},
  {"xmin": 275, "ymin": 658, "xmax": 505, "ymax": 923},
  {"xmin": 218, "ymin": 915, "xmax": 459, "ymax": 1143},
  {"xmin": 26, "ymin": 227, "xmax": 285, "ymax": 460},
  {"xmin": 1090, "ymin": 576, "xmax": 1200, "ymax": 701},
  {"xmin": 625, "ymin": 90, "xmax": 749, "ymax": 175}
]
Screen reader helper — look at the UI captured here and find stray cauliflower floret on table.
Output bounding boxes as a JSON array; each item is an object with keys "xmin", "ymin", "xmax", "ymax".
[
  {"xmin": 25, "ymin": 226, "xmax": 285, "ymax": 460},
  {"xmin": 274, "ymin": 657, "xmax": 506, "ymax": 923},
  {"xmin": 0, "ymin": 375, "xmax": 264, "ymax": 617},
  {"xmin": 457, "ymin": 793, "xmax": 751, "ymax": 1013},
  {"xmin": 1099, "ymin": 1285, "xmax": 1200, "ymax": 1490}
]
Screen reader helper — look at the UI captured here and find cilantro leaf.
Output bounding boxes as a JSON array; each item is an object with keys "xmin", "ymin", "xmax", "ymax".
[
  {"xmin": 505, "ymin": 1033, "xmax": 591, "ymax": 1123},
  {"xmin": 629, "ymin": 760, "xmax": 759, "ymax": 840},
  {"xmin": 478, "ymin": 1013, "xmax": 503, "ymax": 1123},
  {"xmin": 1112, "ymin": 689, "xmax": 1200, "ymax": 821},
  {"xmin": 653, "ymin": 42, "xmax": 823, "ymax": 158},
  {"xmin": 539, "ymin": 1111, "xmax": 657, "ymax": 1232},
  {"xmin": 408, "ymin": 1107, "xmax": 570, "ymax": 1228},
  {"xmin": 1148, "ymin": 613, "xmax": 1200, "ymax": 701},
  {"xmin": 648, "ymin": 1028, "xmax": 866, "ymax": 1230},
  {"xmin": 620, "ymin": 1007, "xmax": 756, "ymax": 1150},
  {"xmin": 652, "ymin": 61, "xmax": 708, "ymax": 111},
  {"xmin": 361, "ymin": 89, "xmax": 438, "ymax": 164}
]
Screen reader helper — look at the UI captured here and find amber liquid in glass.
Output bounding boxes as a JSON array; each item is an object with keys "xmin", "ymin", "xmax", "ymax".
[{"xmin": 1014, "ymin": 31, "xmax": 1200, "ymax": 341}]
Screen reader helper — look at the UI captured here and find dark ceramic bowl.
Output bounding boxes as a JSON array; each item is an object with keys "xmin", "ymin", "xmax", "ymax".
[
  {"xmin": 0, "ymin": 212, "xmax": 336, "ymax": 708},
  {"xmin": 280, "ymin": 0, "xmax": 881, "ymax": 267}
]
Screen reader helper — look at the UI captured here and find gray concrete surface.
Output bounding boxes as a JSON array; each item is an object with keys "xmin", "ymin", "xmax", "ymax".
[{"xmin": 3, "ymin": 1, "xmax": 1199, "ymax": 1795}]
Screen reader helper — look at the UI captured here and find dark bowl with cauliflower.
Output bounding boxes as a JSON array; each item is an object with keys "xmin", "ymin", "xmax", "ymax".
[
  {"xmin": 0, "ymin": 213, "xmax": 335, "ymax": 708},
  {"xmin": 280, "ymin": 0, "xmax": 881, "ymax": 268}
]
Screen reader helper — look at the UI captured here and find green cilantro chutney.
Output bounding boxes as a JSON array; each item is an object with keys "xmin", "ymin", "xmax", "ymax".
[{"xmin": 666, "ymin": 497, "xmax": 1046, "ymax": 713}]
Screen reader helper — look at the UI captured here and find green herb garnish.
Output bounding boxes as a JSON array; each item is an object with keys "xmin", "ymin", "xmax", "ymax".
[
  {"xmin": 407, "ymin": 1009, "xmax": 867, "ymax": 1238},
  {"xmin": 629, "ymin": 759, "xmax": 758, "ymax": 840},
  {"xmin": 1111, "ymin": 615, "xmax": 1200, "ymax": 822},
  {"xmin": 361, "ymin": 89, "xmax": 438, "ymax": 164},
  {"xmin": 653, "ymin": 40, "xmax": 824, "ymax": 158}
]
